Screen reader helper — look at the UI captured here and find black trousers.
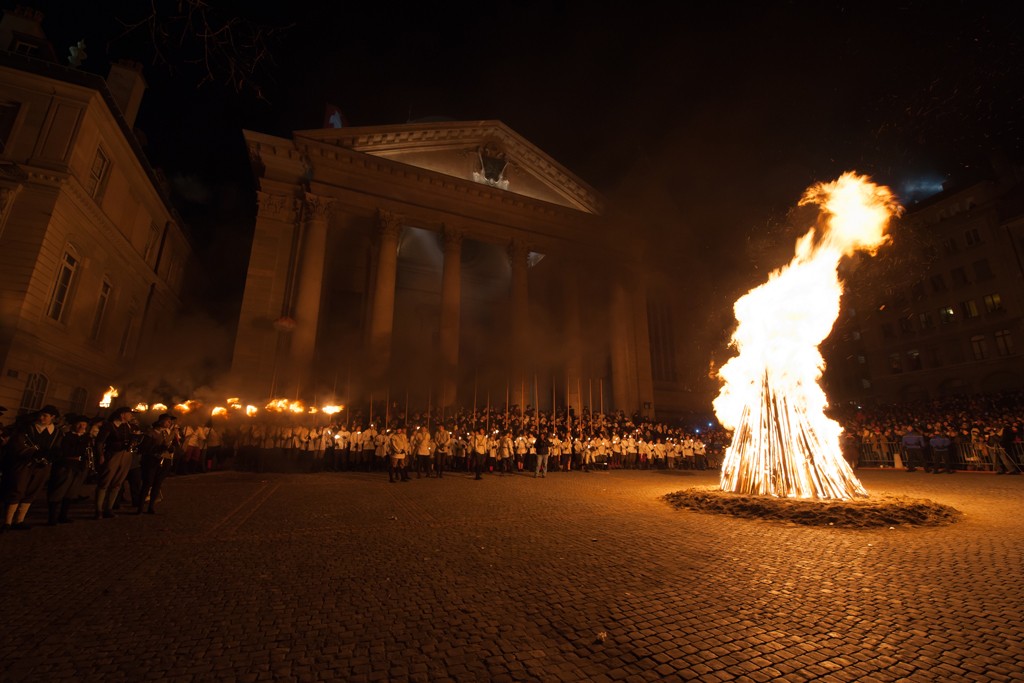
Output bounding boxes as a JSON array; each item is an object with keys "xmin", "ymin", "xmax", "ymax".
[{"xmin": 139, "ymin": 456, "xmax": 173, "ymax": 509}]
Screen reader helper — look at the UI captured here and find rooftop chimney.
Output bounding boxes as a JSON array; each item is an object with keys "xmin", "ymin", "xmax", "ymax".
[{"xmin": 106, "ymin": 59, "xmax": 147, "ymax": 128}]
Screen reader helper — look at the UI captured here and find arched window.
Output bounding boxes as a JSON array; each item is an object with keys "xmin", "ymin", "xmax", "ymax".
[{"xmin": 18, "ymin": 373, "xmax": 48, "ymax": 414}]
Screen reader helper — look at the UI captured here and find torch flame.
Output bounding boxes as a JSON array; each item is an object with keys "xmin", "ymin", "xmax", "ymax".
[
  {"xmin": 211, "ymin": 406, "xmax": 227, "ymax": 417},
  {"xmin": 322, "ymin": 405, "xmax": 343, "ymax": 415},
  {"xmin": 246, "ymin": 405, "xmax": 258, "ymax": 417},
  {"xmin": 152, "ymin": 403, "xmax": 168, "ymax": 412},
  {"xmin": 99, "ymin": 386, "xmax": 119, "ymax": 408},
  {"xmin": 264, "ymin": 398, "xmax": 305, "ymax": 413},
  {"xmin": 713, "ymin": 172, "xmax": 901, "ymax": 500},
  {"xmin": 134, "ymin": 402, "xmax": 149, "ymax": 412}
]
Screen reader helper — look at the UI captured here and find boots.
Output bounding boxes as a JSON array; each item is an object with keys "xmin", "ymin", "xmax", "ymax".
[{"xmin": 58, "ymin": 499, "xmax": 73, "ymax": 523}]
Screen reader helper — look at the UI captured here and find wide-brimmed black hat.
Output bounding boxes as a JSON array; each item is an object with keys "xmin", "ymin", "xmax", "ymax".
[
  {"xmin": 39, "ymin": 404, "xmax": 60, "ymax": 417},
  {"xmin": 110, "ymin": 406, "xmax": 135, "ymax": 419},
  {"xmin": 156, "ymin": 412, "xmax": 177, "ymax": 422}
]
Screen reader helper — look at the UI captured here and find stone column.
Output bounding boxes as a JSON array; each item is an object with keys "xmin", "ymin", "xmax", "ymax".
[
  {"xmin": 610, "ymin": 279, "xmax": 639, "ymax": 414},
  {"xmin": 564, "ymin": 264, "xmax": 584, "ymax": 417},
  {"xmin": 438, "ymin": 225, "xmax": 463, "ymax": 407},
  {"xmin": 508, "ymin": 239, "xmax": 530, "ymax": 397},
  {"xmin": 230, "ymin": 190, "xmax": 300, "ymax": 396},
  {"xmin": 367, "ymin": 209, "xmax": 401, "ymax": 379},
  {"xmin": 290, "ymin": 193, "xmax": 333, "ymax": 390}
]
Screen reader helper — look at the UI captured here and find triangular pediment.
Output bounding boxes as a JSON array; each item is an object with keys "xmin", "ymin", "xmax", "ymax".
[{"xmin": 295, "ymin": 120, "xmax": 602, "ymax": 214}]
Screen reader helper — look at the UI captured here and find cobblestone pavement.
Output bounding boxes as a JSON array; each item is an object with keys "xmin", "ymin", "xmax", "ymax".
[{"xmin": 2, "ymin": 468, "xmax": 1023, "ymax": 682}]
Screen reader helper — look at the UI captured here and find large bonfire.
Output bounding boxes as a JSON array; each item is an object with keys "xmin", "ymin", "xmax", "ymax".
[{"xmin": 713, "ymin": 172, "xmax": 902, "ymax": 500}]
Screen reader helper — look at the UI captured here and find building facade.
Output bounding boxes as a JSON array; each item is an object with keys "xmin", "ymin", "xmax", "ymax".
[
  {"xmin": 232, "ymin": 120, "xmax": 660, "ymax": 416},
  {"xmin": 825, "ymin": 171, "xmax": 1024, "ymax": 404},
  {"xmin": 0, "ymin": 8, "xmax": 193, "ymax": 416}
]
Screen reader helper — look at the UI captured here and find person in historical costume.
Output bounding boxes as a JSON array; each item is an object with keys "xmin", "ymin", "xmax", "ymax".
[
  {"xmin": 136, "ymin": 413, "xmax": 179, "ymax": 514},
  {"xmin": 432, "ymin": 424, "xmax": 451, "ymax": 478},
  {"xmin": 94, "ymin": 407, "xmax": 142, "ymax": 519},
  {"xmin": 46, "ymin": 414, "xmax": 92, "ymax": 524},
  {"xmin": 388, "ymin": 426, "xmax": 411, "ymax": 482},
  {"xmin": 2, "ymin": 405, "xmax": 62, "ymax": 531}
]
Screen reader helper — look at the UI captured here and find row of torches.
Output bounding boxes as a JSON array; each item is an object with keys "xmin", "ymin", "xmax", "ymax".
[{"xmin": 97, "ymin": 387, "xmax": 344, "ymax": 418}]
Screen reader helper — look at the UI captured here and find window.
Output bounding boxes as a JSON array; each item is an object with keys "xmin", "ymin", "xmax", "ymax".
[
  {"xmin": 970, "ymin": 334, "xmax": 988, "ymax": 361},
  {"xmin": 942, "ymin": 237, "xmax": 959, "ymax": 254},
  {"xmin": 143, "ymin": 222, "xmax": 160, "ymax": 263},
  {"xmin": 959, "ymin": 300, "xmax": 980, "ymax": 319},
  {"xmin": 47, "ymin": 250, "xmax": 78, "ymax": 321},
  {"xmin": 906, "ymin": 350, "xmax": 922, "ymax": 371},
  {"xmin": 964, "ymin": 227, "xmax": 982, "ymax": 246},
  {"xmin": 918, "ymin": 312, "xmax": 935, "ymax": 331},
  {"xmin": 69, "ymin": 387, "xmax": 88, "ymax": 414},
  {"xmin": 899, "ymin": 315, "xmax": 914, "ymax": 334},
  {"xmin": 939, "ymin": 306, "xmax": 956, "ymax": 325},
  {"xmin": 973, "ymin": 259, "xmax": 993, "ymax": 281},
  {"xmin": 86, "ymin": 147, "xmax": 111, "ymax": 199},
  {"xmin": 0, "ymin": 101, "xmax": 20, "ymax": 154},
  {"xmin": 90, "ymin": 279, "xmax": 112, "ymax": 340},
  {"xmin": 888, "ymin": 353, "xmax": 903, "ymax": 373},
  {"xmin": 857, "ymin": 354, "xmax": 866, "ymax": 365},
  {"xmin": 119, "ymin": 310, "xmax": 137, "ymax": 358},
  {"xmin": 983, "ymin": 293, "xmax": 1004, "ymax": 313},
  {"xmin": 930, "ymin": 274, "xmax": 947, "ymax": 293},
  {"xmin": 18, "ymin": 373, "xmax": 48, "ymax": 415},
  {"xmin": 995, "ymin": 330, "xmax": 1014, "ymax": 356},
  {"xmin": 950, "ymin": 267, "xmax": 969, "ymax": 287}
]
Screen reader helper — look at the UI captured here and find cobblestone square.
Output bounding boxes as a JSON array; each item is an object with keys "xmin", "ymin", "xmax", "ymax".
[{"xmin": 2, "ymin": 469, "xmax": 1022, "ymax": 682}]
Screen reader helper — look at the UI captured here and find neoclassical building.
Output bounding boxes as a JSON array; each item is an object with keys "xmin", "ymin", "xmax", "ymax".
[
  {"xmin": 0, "ymin": 8, "xmax": 193, "ymax": 415},
  {"xmin": 232, "ymin": 120, "xmax": 660, "ymax": 416}
]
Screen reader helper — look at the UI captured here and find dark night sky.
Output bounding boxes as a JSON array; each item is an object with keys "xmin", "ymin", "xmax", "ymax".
[{"xmin": 15, "ymin": 0, "xmax": 1024, "ymax": 320}]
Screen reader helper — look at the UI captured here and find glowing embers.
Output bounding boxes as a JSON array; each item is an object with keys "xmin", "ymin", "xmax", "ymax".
[{"xmin": 714, "ymin": 172, "xmax": 901, "ymax": 500}]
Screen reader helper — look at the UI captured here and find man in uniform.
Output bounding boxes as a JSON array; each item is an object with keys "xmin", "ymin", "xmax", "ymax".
[
  {"xmin": 901, "ymin": 425, "xmax": 926, "ymax": 472},
  {"xmin": 470, "ymin": 427, "xmax": 489, "ymax": 480},
  {"xmin": 95, "ymin": 407, "xmax": 141, "ymax": 518},
  {"xmin": 2, "ymin": 405, "xmax": 61, "ymax": 531},
  {"xmin": 432, "ymin": 424, "xmax": 451, "ymax": 478},
  {"xmin": 388, "ymin": 426, "xmax": 411, "ymax": 482},
  {"xmin": 138, "ymin": 412, "xmax": 179, "ymax": 513},
  {"xmin": 47, "ymin": 413, "xmax": 92, "ymax": 524}
]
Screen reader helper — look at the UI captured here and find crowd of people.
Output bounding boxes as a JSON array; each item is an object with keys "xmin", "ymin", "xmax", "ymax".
[
  {"xmin": 834, "ymin": 391, "xmax": 1024, "ymax": 472},
  {"xmin": 2, "ymin": 391, "xmax": 1021, "ymax": 531}
]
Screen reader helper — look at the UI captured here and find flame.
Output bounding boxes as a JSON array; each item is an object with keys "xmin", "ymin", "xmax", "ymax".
[
  {"xmin": 264, "ymin": 398, "xmax": 304, "ymax": 413},
  {"xmin": 174, "ymin": 400, "xmax": 201, "ymax": 414},
  {"xmin": 246, "ymin": 405, "xmax": 258, "ymax": 417},
  {"xmin": 134, "ymin": 402, "xmax": 149, "ymax": 412},
  {"xmin": 713, "ymin": 172, "xmax": 901, "ymax": 500},
  {"xmin": 226, "ymin": 397, "xmax": 240, "ymax": 405},
  {"xmin": 99, "ymin": 386, "xmax": 119, "ymax": 408},
  {"xmin": 322, "ymin": 405, "xmax": 343, "ymax": 415},
  {"xmin": 308, "ymin": 406, "xmax": 319, "ymax": 414},
  {"xmin": 152, "ymin": 403, "xmax": 168, "ymax": 412},
  {"xmin": 211, "ymin": 406, "xmax": 228, "ymax": 417}
]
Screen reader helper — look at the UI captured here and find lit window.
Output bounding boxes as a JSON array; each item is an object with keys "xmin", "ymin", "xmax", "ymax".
[
  {"xmin": 995, "ymin": 329, "xmax": 1013, "ymax": 356},
  {"xmin": 970, "ymin": 334, "xmax": 988, "ymax": 361},
  {"xmin": 939, "ymin": 306, "xmax": 956, "ymax": 325},
  {"xmin": 48, "ymin": 250, "xmax": 78, "ymax": 321},
  {"xmin": 90, "ymin": 279, "xmax": 112, "ymax": 340},
  {"xmin": 86, "ymin": 148, "xmax": 111, "ymax": 199},
  {"xmin": 984, "ymin": 293, "xmax": 1003, "ymax": 313}
]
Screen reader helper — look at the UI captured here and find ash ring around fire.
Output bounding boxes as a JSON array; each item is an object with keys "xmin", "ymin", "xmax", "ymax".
[{"xmin": 663, "ymin": 487, "xmax": 962, "ymax": 528}]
